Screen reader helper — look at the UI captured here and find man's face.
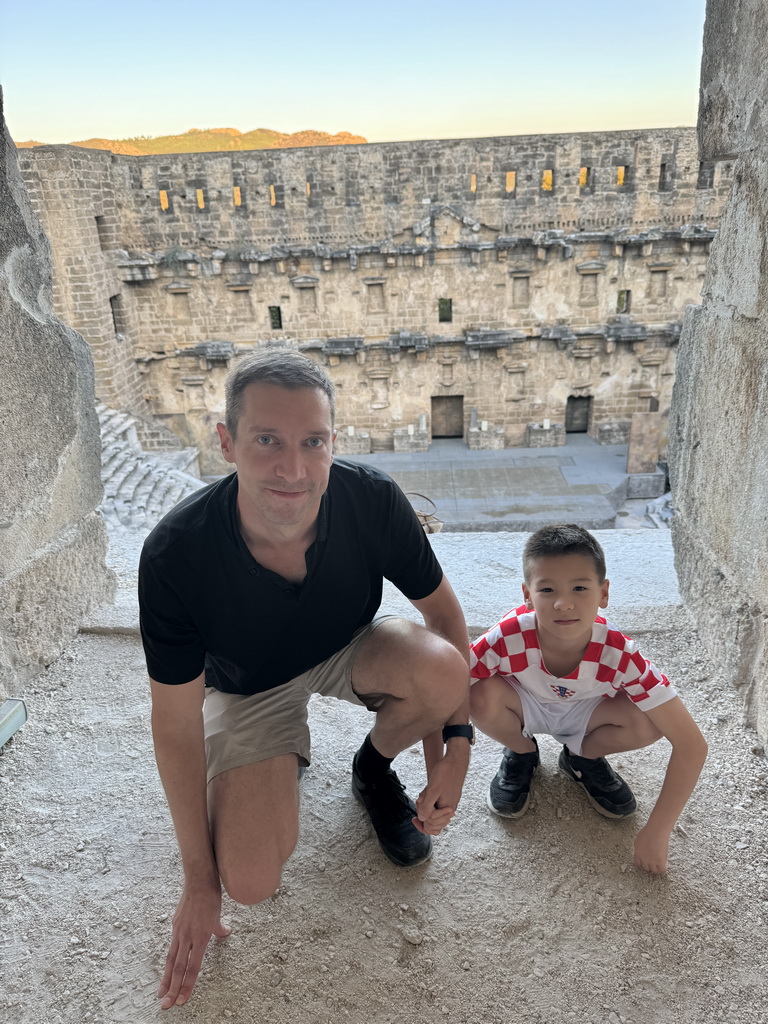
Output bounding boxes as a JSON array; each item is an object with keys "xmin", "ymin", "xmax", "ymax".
[
  {"xmin": 521, "ymin": 553, "xmax": 609, "ymax": 649},
  {"xmin": 217, "ymin": 382, "xmax": 335, "ymax": 530}
]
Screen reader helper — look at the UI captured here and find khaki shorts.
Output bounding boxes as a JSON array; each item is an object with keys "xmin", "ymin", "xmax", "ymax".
[{"xmin": 203, "ymin": 615, "xmax": 396, "ymax": 782}]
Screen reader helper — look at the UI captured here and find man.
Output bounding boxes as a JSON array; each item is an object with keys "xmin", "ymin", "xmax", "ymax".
[{"xmin": 139, "ymin": 349, "xmax": 471, "ymax": 1009}]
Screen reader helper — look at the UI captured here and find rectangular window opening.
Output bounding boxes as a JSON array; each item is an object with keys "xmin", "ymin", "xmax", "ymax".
[
  {"xmin": 269, "ymin": 305, "xmax": 283, "ymax": 329},
  {"xmin": 469, "ymin": 173, "xmax": 477, "ymax": 193},
  {"xmin": 658, "ymin": 162, "xmax": 673, "ymax": 191},
  {"xmin": 541, "ymin": 168, "xmax": 554, "ymax": 192},
  {"xmin": 233, "ymin": 186, "xmax": 242, "ymax": 207},
  {"xmin": 269, "ymin": 184, "xmax": 277, "ymax": 207},
  {"xmin": 306, "ymin": 181, "xmax": 312, "ymax": 199},
  {"xmin": 438, "ymin": 298, "xmax": 453, "ymax": 323},
  {"xmin": 697, "ymin": 161, "xmax": 715, "ymax": 189},
  {"xmin": 109, "ymin": 294, "xmax": 126, "ymax": 340},
  {"xmin": 505, "ymin": 170, "xmax": 516, "ymax": 194},
  {"xmin": 195, "ymin": 188, "xmax": 205, "ymax": 210},
  {"xmin": 616, "ymin": 166, "xmax": 626, "ymax": 187},
  {"xmin": 616, "ymin": 289, "xmax": 632, "ymax": 314},
  {"xmin": 95, "ymin": 215, "xmax": 110, "ymax": 250},
  {"xmin": 579, "ymin": 166, "xmax": 591, "ymax": 188},
  {"xmin": 159, "ymin": 189, "xmax": 170, "ymax": 211}
]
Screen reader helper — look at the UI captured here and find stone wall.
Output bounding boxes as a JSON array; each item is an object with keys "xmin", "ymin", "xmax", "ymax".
[
  {"xmin": 668, "ymin": 0, "xmax": 768, "ymax": 741},
  {"xmin": 20, "ymin": 147, "xmax": 151, "ymax": 414},
  {"xmin": 0, "ymin": 94, "xmax": 114, "ymax": 700},
  {"xmin": 18, "ymin": 128, "xmax": 730, "ymax": 471}
]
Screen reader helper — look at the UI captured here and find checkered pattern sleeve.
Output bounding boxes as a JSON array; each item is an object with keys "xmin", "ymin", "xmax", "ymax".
[
  {"xmin": 605, "ymin": 628, "xmax": 676, "ymax": 710},
  {"xmin": 470, "ymin": 607, "xmax": 531, "ymax": 680}
]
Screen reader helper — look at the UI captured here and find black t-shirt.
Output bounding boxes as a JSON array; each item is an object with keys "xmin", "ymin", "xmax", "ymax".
[{"xmin": 138, "ymin": 460, "xmax": 443, "ymax": 694}]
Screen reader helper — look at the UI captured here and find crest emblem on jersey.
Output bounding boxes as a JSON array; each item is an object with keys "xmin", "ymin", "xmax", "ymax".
[{"xmin": 551, "ymin": 685, "xmax": 575, "ymax": 699}]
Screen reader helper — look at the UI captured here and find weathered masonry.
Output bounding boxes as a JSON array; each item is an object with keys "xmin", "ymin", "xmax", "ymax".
[{"xmin": 19, "ymin": 128, "xmax": 731, "ymax": 473}]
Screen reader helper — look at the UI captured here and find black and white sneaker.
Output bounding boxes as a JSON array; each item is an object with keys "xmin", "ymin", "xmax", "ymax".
[
  {"xmin": 487, "ymin": 741, "xmax": 539, "ymax": 819},
  {"xmin": 558, "ymin": 746, "xmax": 637, "ymax": 818},
  {"xmin": 351, "ymin": 754, "xmax": 433, "ymax": 867}
]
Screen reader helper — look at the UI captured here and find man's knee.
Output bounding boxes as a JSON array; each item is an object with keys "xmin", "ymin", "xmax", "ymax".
[
  {"xmin": 412, "ymin": 629, "xmax": 469, "ymax": 709},
  {"xmin": 219, "ymin": 842, "xmax": 296, "ymax": 906},
  {"xmin": 358, "ymin": 619, "xmax": 466, "ymax": 694}
]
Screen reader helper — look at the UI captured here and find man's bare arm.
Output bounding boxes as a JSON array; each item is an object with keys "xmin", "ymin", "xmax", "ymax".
[
  {"xmin": 150, "ymin": 674, "xmax": 230, "ymax": 1009},
  {"xmin": 410, "ymin": 577, "xmax": 471, "ymax": 831}
]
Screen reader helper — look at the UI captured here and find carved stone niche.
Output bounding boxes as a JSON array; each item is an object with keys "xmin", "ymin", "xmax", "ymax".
[{"xmin": 367, "ymin": 369, "xmax": 391, "ymax": 409}]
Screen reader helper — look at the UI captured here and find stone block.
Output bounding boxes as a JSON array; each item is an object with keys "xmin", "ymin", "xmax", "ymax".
[
  {"xmin": 626, "ymin": 471, "xmax": 666, "ymax": 499},
  {"xmin": 524, "ymin": 423, "xmax": 566, "ymax": 448},
  {"xmin": 467, "ymin": 425, "xmax": 505, "ymax": 450},
  {"xmin": 596, "ymin": 420, "xmax": 631, "ymax": 445},
  {"xmin": 393, "ymin": 429, "xmax": 430, "ymax": 453},
  {"xmin": 334, "ymin": 430, "xmax": 371, "ymax": 455},
  {"xmin": 627, "ymin": 412, "xmax": 661, "ymax": 474}
]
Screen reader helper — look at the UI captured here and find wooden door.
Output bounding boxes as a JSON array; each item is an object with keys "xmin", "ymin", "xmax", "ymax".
[
  {"xmin": 565, "ymin": 396, "xmax": 591, "ymax": 433},
  {"xmin": 431, "ymin": 396, "xmax": 464, "ymax": 437}
]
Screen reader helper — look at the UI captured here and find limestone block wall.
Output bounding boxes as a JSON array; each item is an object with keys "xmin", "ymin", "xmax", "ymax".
[
  {"xmin": 0, "ymin": 97, "xmax": 114, "ymax": 699},
  {"xmin": 668, "ymin": 0, "xmax": 768, "ymax": 741},
  {"xmin": 50, "ymin": 128, "xmax": 728, "ymax": 251},
  {"xmin": 17, "ymin": 128, "xmax": 729, "ymax": 470},
  {"xmin": 19, "ymin": 146, "xmax": 150, "ymax": 414}
]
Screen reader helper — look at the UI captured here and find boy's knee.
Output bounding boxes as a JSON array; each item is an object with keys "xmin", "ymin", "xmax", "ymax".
[{"xmin": 469, "ymin": 679, "xmax": 492, "ymax": 719}]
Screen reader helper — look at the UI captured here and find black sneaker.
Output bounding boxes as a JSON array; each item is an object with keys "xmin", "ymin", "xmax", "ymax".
[
  {"xmin": 351, "ymin": 755, "xmax": 433, "ymax": 867},
  {"xmin": 487, "ymin": 742, "xmax": 539, "ymax": 818},
  {"xmin": 558, "ymin": 746, "xmax": 637, "ymax": 818}
]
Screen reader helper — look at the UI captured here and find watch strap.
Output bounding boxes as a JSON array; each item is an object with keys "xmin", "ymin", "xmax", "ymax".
[{"xmin": 442, "ymin": 724, "xmax": 475, "ymax": 745}]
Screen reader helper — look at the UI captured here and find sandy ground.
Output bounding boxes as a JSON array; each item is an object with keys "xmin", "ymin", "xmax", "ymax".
[{"xmin": 1, "ymin": 529, "xmax": 767, "ymax": 1024}]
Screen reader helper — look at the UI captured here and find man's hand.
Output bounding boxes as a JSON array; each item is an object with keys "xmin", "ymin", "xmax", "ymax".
[
  {"xmin": 633, "ymin": 824, "xmax": 670, "ymax": 875},
  {"xmin": 158, "ymin": 881, "xmax": 231, "ymax": 1009},
  {"xmin": 414, "ymin": 747, "xmax": 469, "ymax": 836}
]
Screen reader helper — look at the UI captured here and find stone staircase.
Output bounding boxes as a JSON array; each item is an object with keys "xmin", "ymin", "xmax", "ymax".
[{"xmin": 97, "ymin": 403, "xmax": 203, "ymax": 530}]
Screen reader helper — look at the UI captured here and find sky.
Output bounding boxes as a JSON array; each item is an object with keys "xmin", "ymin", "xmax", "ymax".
[{"xmin": 0, "ymin": 0, "xmax": 707, "ymax": 145}]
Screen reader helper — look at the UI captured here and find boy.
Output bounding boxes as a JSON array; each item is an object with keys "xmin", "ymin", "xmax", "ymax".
[{"xmin": 469, "ymin": 524, "xmax": 707, "ymax": 874}]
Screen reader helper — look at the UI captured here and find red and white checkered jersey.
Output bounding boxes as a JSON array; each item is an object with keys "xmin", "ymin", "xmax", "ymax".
[{"xmin": 469, "ymin": 606, "xmax": 676, "ymax": 710}]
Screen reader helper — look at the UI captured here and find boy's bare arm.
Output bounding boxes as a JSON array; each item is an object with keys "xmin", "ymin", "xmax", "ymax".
[{"xmin": 634, "ymin": 696, "xmax": 708, "ymax": 874}]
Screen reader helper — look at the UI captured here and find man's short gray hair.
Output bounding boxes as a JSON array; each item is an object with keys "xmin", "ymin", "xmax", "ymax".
[{"xmin": 225, "ymin": 348, "xmax": 336, "ymax": 438}]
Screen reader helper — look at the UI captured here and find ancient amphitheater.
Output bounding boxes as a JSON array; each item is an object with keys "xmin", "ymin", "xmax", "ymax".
[{"xmin": 1, "ymin": 1, "xmax": 767, "ymax": 1020}]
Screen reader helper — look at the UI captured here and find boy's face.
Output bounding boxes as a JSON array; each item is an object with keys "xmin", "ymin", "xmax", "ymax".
[{"xmin": 522, "ymin": 553, "xmax": 609, "ymax": 649}]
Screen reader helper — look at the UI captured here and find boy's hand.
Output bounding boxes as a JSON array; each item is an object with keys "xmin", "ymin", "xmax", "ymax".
[{"xmin": 633, "ymin": 824, "xmax": 670, "ymax": 874}]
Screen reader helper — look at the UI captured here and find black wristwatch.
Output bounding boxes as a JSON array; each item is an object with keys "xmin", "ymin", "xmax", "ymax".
[{"xmin": 442, "ymin": 724, "xmax": 476, "ymax": 746}]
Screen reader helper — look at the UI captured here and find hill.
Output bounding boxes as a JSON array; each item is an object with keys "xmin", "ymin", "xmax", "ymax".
[{"xmin": 15, "ymin": 126, "xmax": 367, "ymax": 154}]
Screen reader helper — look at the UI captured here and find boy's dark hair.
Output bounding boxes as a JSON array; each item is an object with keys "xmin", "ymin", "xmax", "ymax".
[
  {"xmin": 225, "ymin": 348, "xmax": 336, "ymax": 438},
  {"xmin": 523, "ymin": 524, "xmax": 607, "ymax": 583}
]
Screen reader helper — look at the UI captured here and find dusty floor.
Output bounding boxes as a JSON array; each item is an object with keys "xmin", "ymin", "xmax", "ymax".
[{"xmin": 1, "ymin": 533, "xmax": 767, "ymax": 1024}]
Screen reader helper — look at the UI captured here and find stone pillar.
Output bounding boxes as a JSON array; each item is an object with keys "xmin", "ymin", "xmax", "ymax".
[
  {"xmin": 0, "ymin": 93, "xmax": 114, "ymax": 699},
  {"xmin": 668, "ymin": 0, "xmax": 768, "ymax": 741}
]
